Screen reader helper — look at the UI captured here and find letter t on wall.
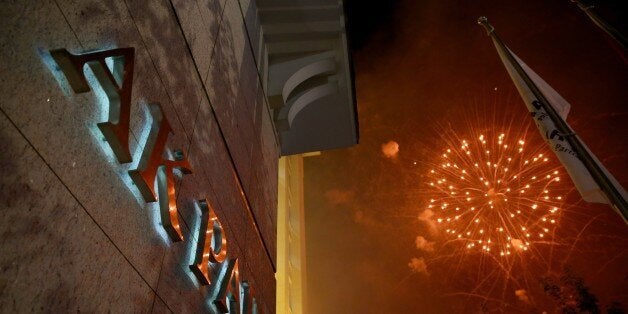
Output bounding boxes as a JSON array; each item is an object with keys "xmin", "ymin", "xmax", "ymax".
[{"xmin": 49, "ymin": 48, "xmax": 135, "ymax": 163}]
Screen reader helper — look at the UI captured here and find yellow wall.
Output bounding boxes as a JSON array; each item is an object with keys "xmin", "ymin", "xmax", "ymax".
[{"xmin": 276, "ymin": 155, "xmax": 308, "ymax": 314}]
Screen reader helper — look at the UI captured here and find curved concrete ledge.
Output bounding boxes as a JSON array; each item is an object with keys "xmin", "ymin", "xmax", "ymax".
[
  {"xmin": 282, "ymin": 58, "xmax": 336, "ymax": 102},
  {"xmin": 278, "ymin": 80, "xmax": 338, "ymax": 127}
]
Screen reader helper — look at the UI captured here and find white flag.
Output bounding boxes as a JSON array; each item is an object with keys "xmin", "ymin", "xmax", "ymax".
[{"xmin": 491, "ymin": 41, "xmax": 628, "ymax": 205}]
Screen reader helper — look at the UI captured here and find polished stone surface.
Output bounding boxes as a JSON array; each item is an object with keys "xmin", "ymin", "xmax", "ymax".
[
  {"xmin": 2, "ymin": 0, "xmax": 166, "ymax": 289},
  {"xmin": 151, "ymin": 296, "xmax": 173, "ymax": 313},
  {"xmin": 1, "ymin": 0, "xmax": 278, "ymax": 311},
  {"xmin": 171, "ymin": 0, "xmax": 226, "ymax": 83},
  {"xmin": 0, "ymin": 107, "xmax": 154, "ymax": 312}
]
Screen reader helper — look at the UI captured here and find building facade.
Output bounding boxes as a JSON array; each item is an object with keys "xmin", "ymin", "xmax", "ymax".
[
  {"xmin": 276, "ymin": 154, "xmax": 318, "ymax": 314},
  {"xmin": 0, "ymin": 0, "xmax": 354, "ymax": 313}
]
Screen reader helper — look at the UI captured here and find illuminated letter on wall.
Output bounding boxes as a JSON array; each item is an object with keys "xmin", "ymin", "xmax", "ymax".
[
  {"xmin": 190, "ymin": 199, "xmax": 228, "ymax": 285},
  {"xmin": 210, "ymin": 258, "xmax": 241, "ymax": 313},
  {"xmin": 49, "ymin": 48, "xmax": 135, "ymax": 163},
  {"xmin": 48, "ymin": 47, "xmax": 262, "ymax": 312},
  {"xmin": 239, "ymin": 281, "xmax": 253, "ymax": 314},
  {"xmin": 129, "ymin": 103, "xmax": 192, "ymax": 242}
]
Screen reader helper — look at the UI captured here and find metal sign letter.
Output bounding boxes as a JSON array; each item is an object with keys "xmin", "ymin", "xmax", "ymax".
[
  {"xmin": 129, "ymin": 103, "xmax": 192, "ymax": 242},
  {"xmin": 190, "ymin": 199, "xmax": 228, "ymax": 285},
  {"xmin": 50, "ymin": 48, "xmax": 135, "ymax": 163}
]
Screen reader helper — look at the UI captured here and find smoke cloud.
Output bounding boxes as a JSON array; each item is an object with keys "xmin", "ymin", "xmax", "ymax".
[
  {"xmin": 352, "ymin": 210, "xmax": 379, "ymax": 228},
  {"xmin": 408, "ymin": 257, "xmax": 429, "ymax": 275},
  {"xmin": 381, "ymin": 140, "xmax": 399, "ymax": 158},
  {"xmin": 418, "ymin": 209, "xmax": 438, "ymax": 235},
  {"xmin": 515, "ymin": 289, "xmax": 529, "ymax": 303},
  {"xmin": 324, "ymin": 189, "xmax": 355, "ymax": 206},
  {"xmin": 511, "ymin": 238, "xmax": 524, "ymax": 251},
  {"xmin": 415, "ymin": 236, "xmax": 435, "ymax": 252}
]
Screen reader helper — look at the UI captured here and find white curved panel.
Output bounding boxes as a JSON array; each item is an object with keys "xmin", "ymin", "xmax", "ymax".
[
  {"xmin": 282, "ymin": 58, "xmax": 335, "ymax": 102},
  {"xmin": 287, "ymin": 81, "xmax": 338, "ymax": 127}
]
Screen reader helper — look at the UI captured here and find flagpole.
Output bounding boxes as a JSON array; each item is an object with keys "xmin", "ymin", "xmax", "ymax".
[
  {"xmin": 571, "ymin": 0, "xmax": 627, "ymax": 51},
  {"xmin": 477, "ymin": 17, "xmax": 628, "ymax": 222}
]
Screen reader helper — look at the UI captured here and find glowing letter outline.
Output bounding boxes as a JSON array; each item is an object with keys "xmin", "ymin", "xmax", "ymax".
[
  {"xmin": 50, "ymin": 48, "xmax": 135, "ymax": 163},
  {"xmin": 190, "ymin": 199, "xmax": 228, "ymax": 285},
  {"xmin": 210, "ymin": 258, "xmax": 241, "ymax": 313},
  {"xmin": 129, "ymin": 103, "xmax": 192, "ymax": 242}
]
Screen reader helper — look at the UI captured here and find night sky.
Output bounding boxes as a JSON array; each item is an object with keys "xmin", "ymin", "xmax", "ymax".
[{"xmin": 305, "ymin": 0, "xmax": 627, "ymax": 313}]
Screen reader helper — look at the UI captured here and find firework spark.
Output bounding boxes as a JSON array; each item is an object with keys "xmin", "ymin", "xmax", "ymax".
[{"xmin": 426, "ymin": 131, "xmax": 564, "ymax": 257}]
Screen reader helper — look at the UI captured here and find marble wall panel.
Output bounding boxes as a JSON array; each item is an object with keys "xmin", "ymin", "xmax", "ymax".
[
  {"xmin": 188, "ymin": 106, "xmax": 248, "ymax": 238},
  {"xmin": 205, "ymin": 19, "xmax": 254, "ymax": 194},
  {"xmin": 0, "ymin": 0, "xmax": 168, "ymax": 288},
  {"xmin": 170, "ymin": 0, "xmax": 226, "ymax": 82},
  {"xmin": 152, "ymin": 220, "xmax": 207, "ymax": 313},
  {"xmin": 0, "ymin": 104, "xmax": 155, "ymax": 312},
  {"xmin": 234, "ymin": 38, "xmax": 261, "ymax": 159},
  {"xmin": 193, "ymin": 107, "xmax": 276, "ymax": 312},
  {"xmin": 249, "ymin": 172, "xmax": 277, "ymax": 262},
  {"xmin": 205, "ymin": 0, "xmax": 246, "ymax": 125},
  {"xmin": 150, "ymin": 108, "xmax": 275, "ymax": 312},
  {"xmin": 174, "ymin": 151, "xmax": 215, "ymax": 237},
  {"xmin": 242, "ymin": 44, "xmax": 262, "ymax": 120},
  {"xmin": 151, "ymin": 296, "xmax": 172, "ymax": 313},
  {"xmin": 123, "ymin": 0, "xmax": 207, "ymax": 143},
  {"xmin": 236, "ymin": 0, "xmax": 262, "ymax": 69},
  {"xmin": 246, "ymin": 98, "xmax": 279, "ymax": 272},
  {"xmin": 211, "ymin": 0, "xmax": 247, "ymax": 80},
  {"xmin": 54, "ymin": 0, "xmax": 190, "ymax": 154},
  {"xmin": 241, "ymin": 213, "xmax": 277, "ymax": 312},
  {"xmin": 1, "ymin": 0, "xmax": 278, "ymax": 311},
  {"xmin": 180, "ymin": 79, "xmax": 276, "ymax": 312},
  {"xmin": 51, "ymin": 0, "xmax": 142, "ymax": 147},
  {"xmin": 205, "ymin": 0, "xmax": 279, "ymax": 264}
]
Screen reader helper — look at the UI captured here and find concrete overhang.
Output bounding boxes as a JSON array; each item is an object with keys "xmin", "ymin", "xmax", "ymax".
[{"xmin": 256, "ymin": 0, "xmax": 358, "ymax": 155}]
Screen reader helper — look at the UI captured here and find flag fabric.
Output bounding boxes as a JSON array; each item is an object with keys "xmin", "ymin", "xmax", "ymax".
[{"xmin": 490, "ymin": 39, "xmax": 628, "ymax": 205}]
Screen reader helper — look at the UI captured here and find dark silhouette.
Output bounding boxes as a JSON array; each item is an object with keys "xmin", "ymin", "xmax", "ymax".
[{"xmin": 541, "ymin": 267, "xmax": 624, "ymax": 313}]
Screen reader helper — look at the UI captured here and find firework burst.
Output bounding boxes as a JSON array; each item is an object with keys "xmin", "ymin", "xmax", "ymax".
[{"xmin": 426, "ymin": 130, "xmax": 565, "ymax": 257}]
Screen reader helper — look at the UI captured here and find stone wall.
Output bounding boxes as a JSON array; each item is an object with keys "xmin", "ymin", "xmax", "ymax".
[{"xmin": 0, "ymin": 0, "xmax": 278, "ymax": 312}]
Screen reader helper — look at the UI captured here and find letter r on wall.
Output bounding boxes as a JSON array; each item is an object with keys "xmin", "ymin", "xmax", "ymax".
[{"xmin": 190, "ymin": 199, "xmax": 228, "ymax": 286}]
